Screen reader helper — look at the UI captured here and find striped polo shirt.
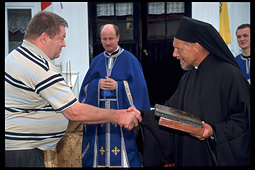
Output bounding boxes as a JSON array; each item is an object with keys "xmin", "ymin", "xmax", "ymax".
[{"xmin": 5, "ymin": 40, "xmax": 77, "ymax": 151}]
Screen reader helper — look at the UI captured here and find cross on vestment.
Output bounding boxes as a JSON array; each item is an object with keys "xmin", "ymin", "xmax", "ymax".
[
  {"xmin": 111, "ymin": 146, "xmax": 120, "ymax": 156},
  {"xmin": 100, "ymin": 146, "xmax": 105, "ymax": 155}
]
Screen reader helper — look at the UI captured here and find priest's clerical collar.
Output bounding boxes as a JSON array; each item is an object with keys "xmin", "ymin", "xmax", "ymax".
[
  {"xmin": 105, "ymin": 46, "xmax": 120, "ymax": 56},
  {"xmin": 242, "ymin": 55, "xmax": 250, "ymax": 59}
]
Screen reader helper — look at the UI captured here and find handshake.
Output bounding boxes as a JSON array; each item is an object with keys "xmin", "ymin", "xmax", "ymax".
[
  {"xmin": 62, "ymin": 102, "xmax": 142, "ymax": 130},
  {"xmin": 115, "ymin": 107, "xmax": 142, "ymax": 130}
]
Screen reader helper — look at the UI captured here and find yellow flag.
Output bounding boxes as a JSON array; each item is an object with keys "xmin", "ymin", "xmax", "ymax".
[{"xmin": 219, "ymin": 2, "xmax": 231, "ymax": 45}]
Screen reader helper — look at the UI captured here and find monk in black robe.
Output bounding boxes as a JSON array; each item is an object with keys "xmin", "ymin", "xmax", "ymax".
[{"xmin": 139, "ymin": 16, "xmax": 250, "ymax": 166}]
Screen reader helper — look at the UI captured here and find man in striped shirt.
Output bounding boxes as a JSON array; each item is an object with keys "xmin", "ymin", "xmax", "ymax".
[{"xmin": 5, "ymin": 11, "xmax": 141, "ymax": 167}]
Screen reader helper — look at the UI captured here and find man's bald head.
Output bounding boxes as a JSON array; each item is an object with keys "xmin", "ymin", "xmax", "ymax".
[{"xmin": 100, "ymin": 24, "xmax": 120, "ymax": 38}]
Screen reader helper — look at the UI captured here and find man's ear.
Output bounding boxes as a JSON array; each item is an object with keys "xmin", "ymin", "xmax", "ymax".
[
  {"xmin": 194, "ymin": 42, "xmax": 200, "ymax": 53},
  {"xmin": 116, "ymin": 35, "xmax": 120, "ymax": 42},
  {"xmin": 39, "ymin": 32, "xmax": 49, "ymax": 45}
]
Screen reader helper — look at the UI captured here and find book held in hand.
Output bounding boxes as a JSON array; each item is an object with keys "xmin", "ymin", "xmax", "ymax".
[{"xmin": 154, "ymin": 104, "xmax": 204, "ymax": 136}]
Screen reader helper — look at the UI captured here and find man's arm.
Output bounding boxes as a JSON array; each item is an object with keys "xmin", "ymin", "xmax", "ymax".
[{"xmin": 62, "ymin": 102, "xmax": 141, "ymax": 129}]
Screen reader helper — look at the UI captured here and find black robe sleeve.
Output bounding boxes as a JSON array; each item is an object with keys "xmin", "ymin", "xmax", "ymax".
[
  {"xmin": 209, "ymin": 70, "xmax": 250, "ymax": 166},
  {"xmin": 139, "ymin": 110, "xmax": 174, "ymax": 167}
]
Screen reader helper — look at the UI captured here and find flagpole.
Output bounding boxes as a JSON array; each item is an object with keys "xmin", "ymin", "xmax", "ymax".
[
  {"xmin": 69, "ymin": 60, "xmax": 72, "ymax": 89},
  {"xmin": 66, "ymin": 62, "xmax": 68, "ymax": 85}
]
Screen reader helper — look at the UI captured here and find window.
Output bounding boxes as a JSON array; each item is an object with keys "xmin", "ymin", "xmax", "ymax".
[
  {"xmin": 96, "ymin": 3, "xmax": 134, "ymax": 41},
  {"xmin": 5, "ymin": 2, "xmax": 40, "ymax": 57},
  {"xmin": 7, "ymin": 9, "xmax": 31, "ymax": 53},
  {"xmin": 148, "ymin": 2, "xmax": 184, "ymax": 40}
]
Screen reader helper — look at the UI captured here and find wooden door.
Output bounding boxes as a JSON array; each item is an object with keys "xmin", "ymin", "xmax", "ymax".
[
  {"xmin": 140, "ymin": 2, "xmax": 191, "ymax": 106},
  {"xmin": 88, "ymin": 2, "xmax": 191, "ymax": 106}
]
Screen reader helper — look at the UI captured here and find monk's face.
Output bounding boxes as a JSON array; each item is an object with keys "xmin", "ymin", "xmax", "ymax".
[
  {"xmin": 172, "ymin": 38, "xmax": 198, "ymax": 70},
  {"xmin": 100, "ymin": 24, "xmax": 119, "ymax": 54}
]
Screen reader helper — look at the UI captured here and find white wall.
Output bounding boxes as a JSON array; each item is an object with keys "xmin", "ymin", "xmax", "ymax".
[
  {"xmin": 52, "ymin": 2, "xmax": 90, "ymax": 96},
  {"xmin": 228, "ymin": 2, "xmax": 250, "ymax": 56},
  {"xmin": 192, "ymin": 2, "xmax": 220, "ymax": 31},
  {"xmin": 192, "ymin": 2, "xmax": 250, "ymax": 57}
]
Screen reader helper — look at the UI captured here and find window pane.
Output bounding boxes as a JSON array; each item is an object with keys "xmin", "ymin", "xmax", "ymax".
[
  {"xmin": 116, "ymin": 3, "xmax": 133, "ymax": 20},
  {"xmin": 148, "ymin": 2, "xmax": 165, "ymax": 15},
  {"xmin": 166, "ymin": 2, "xmax": 184, "ymax": 14},
  {"xmin": 148, "ymin": 2, "xmax": 165, "ymax": 21},
  {"xmin": 97, "ymin": 3, "xmax": 114, "ymax": 16},
  {"xmin": 148, "ymin": 21, "xmax": 165, "ymax": 39},
  {"xmin": 166, "ymin": 20, "xmax": 180, "ymax": 39},
  {"xmin": 8, "ymin": 9, "xmax": 31, "ymax": 53},
  {"xmin": 97, "ymin": 3, "xmax": 115, "ymax": 22},
  {"xmin": 116, "ymin": 22, "xmax": 134, "ymax": 40},
  {"xmin": 166, "ymin": 2, "xmax": 184, "ymax": 20}
]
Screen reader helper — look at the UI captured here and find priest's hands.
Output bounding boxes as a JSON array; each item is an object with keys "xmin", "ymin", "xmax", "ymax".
[
  {"xmin": 100, "ymin": 76, "xmax": 117, "ymax": 91},
  {"xmin": 116, "ymin": 107, "xmax": 142, "ymax": 131},
  {"xmin": 190, "ymin": 121, "xmax": 214, "ymax": 140}
]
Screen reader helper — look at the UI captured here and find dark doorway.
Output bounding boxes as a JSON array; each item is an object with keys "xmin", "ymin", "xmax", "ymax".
[{"xmin": 88, "ymin": 2, "xmax": 191, "ymax": 107}]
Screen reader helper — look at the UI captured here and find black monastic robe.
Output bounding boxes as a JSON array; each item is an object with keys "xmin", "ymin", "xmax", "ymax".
[{"xmin": 140, "ymin": 53, "xmax": 250, "ymax": 166}]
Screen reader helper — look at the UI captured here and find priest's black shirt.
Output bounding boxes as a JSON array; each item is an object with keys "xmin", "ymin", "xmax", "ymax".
[{"xmin": 140, "ymin": 53, "xmax": 250, "ymax": 166}]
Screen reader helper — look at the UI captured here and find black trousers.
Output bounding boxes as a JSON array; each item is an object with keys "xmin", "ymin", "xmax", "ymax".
[{"xmin": 5, "ymin": 148, "xmax": 45, "ymax": 167}]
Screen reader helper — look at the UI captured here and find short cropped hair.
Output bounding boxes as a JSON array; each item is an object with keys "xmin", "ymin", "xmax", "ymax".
[
  {"xmin": 236, "ymin": 24, "xmax": 250, "ymax": 35},
  {"xmin": 24, "ymin": 11, "xmax": 68, "ymax": 40}
]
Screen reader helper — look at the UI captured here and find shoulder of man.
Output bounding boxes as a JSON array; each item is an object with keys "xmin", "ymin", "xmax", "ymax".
[
  {"xmin": 235, "ymin": 53, "xmax": 242, "ymax": 59},
  {"xmin": 121, "ymin": 49, "xmax": 140, "ymax": 63}
]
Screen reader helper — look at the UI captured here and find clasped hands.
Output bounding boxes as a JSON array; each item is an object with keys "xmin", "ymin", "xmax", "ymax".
[
  {"xmin": 100, "ymin": 77, "xmax": 141, "ymax": 130},
  {"xmin": 100, "ymin": 76, "xmax": 116, "ymax": 91}
]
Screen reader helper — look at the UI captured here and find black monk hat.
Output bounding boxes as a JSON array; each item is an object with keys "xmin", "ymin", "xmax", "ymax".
[{"xmin": 175, "ymin": 16, "xmax": 240, "ymax": 70}]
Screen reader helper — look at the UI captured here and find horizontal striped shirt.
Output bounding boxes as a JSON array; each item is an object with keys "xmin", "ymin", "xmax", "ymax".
[{"xmin": 5, "ymin": 40, "xmax": 77, "ymax": 151}]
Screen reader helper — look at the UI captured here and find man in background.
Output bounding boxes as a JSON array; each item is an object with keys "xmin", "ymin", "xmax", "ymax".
[
  {"xmin": 79, "ymin": 24, "xmax": 150, "ymax": 167},
  {"xmin": 235, "ymin": 24, "xmax": 250, "ymax": 84}
]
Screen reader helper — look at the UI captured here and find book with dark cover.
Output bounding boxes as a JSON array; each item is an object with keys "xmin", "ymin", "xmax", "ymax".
[{"xmin": 154, "ymin": 104, "xmax": 204, "ymax": 136}]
